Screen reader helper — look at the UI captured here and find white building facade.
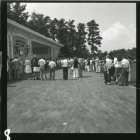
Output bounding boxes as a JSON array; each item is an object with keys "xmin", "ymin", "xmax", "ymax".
[{"xmin": 7, "ymin": 18, "xmax": 63, "ymax": 62}]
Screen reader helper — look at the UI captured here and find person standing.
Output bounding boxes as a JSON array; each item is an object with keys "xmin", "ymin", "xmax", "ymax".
[
  {"xmin": 57, "ymin": 59, "xmax": 61, "ymax": 69},
  {"xmin": 8, "ymin": 58, "xmax": 13, "ymax": 80},
  {"xmin": 87, "ymin": 58, "xmax": 90, "ymax": 72},
  {"xmin": 95, "ymin": 56, "xmax": 100, "ymax": 73},
  {"xmin": 62, "ymin": 58, "xmax": 68, "ymax": 80},
  {"xmin": 73, "ymin": 57, "xmax": 79, "ymax": 78},
  {"xmin": 49, "ymin": 59, "xmax": 56, "ymax": 80},
  {"xmin": 24, "ymin": 57, "xmax": 32, "ymax": 80},
  {"xmin": 44, "ymin": 59, "xmax": 48, "ymax": 80},
  {"xmin": 100, "ymin": 60, "xmax": 104, "ymax": 77},
  {"xmin": 90, "ymin": 58, "xmax": 93, "ymax": 71},
  {"xmin": 119, "ymin": 55, "xmax": 130, "ymax": 86},
  {"xmin": 114, "ymin": 54, "xmax": 122, "ymax": 82},
  {"xmin": 19, "ymin": 58, "xmax": 23, "ymax": 79},
  {"xmin": 70, "ymin": 57, "xmax": 74, "ymax": 74},
  {"xmin": 106, "ymin": 55, "xmax": 113, "ymax": 84},
  {"xmin": 32, "ymin": 55, "xmax": 40, "ymax": 80},
  {"xmin": 127, "ymin": 55, "xmax": 133, "ymax": 83},
  {"xmin": 82, "ymin": 59, "xmax": 85, "ymax": 70},
  {"xmin": 84, "ymin": 59, "xmax": 87, "ymax": 70},
  {"xmin": 38, "ymin": 57, "xmax": 46, "ymax": 81},
  {"xmin": 12, "ymin": 57, "xmax": 21, "ymax": 80},
  {"xmin": 78, "ymin": 58, "xmax": 83, "ymax": 77},
  {"xmin": 92, "ymin": 57, "xmax": 96, "ymax": 71},
  {"xmin": 60, "ymin": 58, "xmax": 63, "ymax": 69},
  {"xmin": 103, "ymin": 59, "xmax": 110, "ymax": 85}
]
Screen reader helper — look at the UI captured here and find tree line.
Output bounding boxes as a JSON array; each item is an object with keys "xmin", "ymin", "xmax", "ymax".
[
  {"xmin": 7, "ymin": 2, "xmax": 103, "ymax": 58},
  {"xmin": 97, "ymin": 47, "xmax": 136, "ymax": 60},
  {"xmin": 7, "ymin": 3, "xmax": 136, "ymax": 60}
]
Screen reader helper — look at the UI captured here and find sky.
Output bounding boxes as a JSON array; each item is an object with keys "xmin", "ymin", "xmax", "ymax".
[{"xmin": 23, "ymin": 3, "xmax": 136, "ymax": 53}]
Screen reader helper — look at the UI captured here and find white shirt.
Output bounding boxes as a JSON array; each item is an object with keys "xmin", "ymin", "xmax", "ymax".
[
  {"xmin": 114, "ymin": 57, "xmax": 117, "ymax": 65},
  {"xmin": 90, "ymin": 60, "xmax": 93, "ymax": 64},
  {"xmin": 106, "ymin": 58, "xmax": 112, "ymax": 69},
  {"xmin": 62, "ymin": 59, "xmax": 68, "ymax": 67},
  {"xmin": 38, "ymin": 59, "xmax": 46, "ymax": 66},
  {"xmin": 122, "ymin": 58, "xmax": 130, "ymax": 68},
  {"xmin": 49, "ymin": 61, "xmax": 56, "ymax": 68},
  {"xmin": 114, "ymin": 61, "xmax": 122, "ymax": 68},
  {"xmin": 70, "ymin": 59, "xmax": 74, "ymax": 65}
]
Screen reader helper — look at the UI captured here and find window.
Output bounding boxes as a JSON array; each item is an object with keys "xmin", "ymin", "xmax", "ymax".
[{"xmin": 19, "ymin": 50, "xmax": 23, "ymax": 56}]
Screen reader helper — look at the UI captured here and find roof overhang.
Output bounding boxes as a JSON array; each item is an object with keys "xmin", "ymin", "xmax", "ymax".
[{"xmin": 7, "ymin": 18, "xmax": 64, "ymax": 48}]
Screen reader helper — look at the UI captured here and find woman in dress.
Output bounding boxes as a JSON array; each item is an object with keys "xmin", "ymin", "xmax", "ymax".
[
  {"xmin": 24, "ymin": 57, "xmax": 32, "ymax": 80},
  {"xmin": 73, "ymin": 57, "xmax": 79, "ymax": 78},
  {"xmin": 32, "ymin": 57, "xmax": 40, "ymax": 80}
]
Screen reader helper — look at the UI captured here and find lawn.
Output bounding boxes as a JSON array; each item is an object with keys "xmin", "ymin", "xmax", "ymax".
[{"xmin": 129, "ymin": 63, "xmax": 136, "ymax": 87}]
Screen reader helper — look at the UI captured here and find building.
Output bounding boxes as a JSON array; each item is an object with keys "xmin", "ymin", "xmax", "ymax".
[{"xmin": 7, "ymin": 18, "xmax": 63, "ymax": 62}]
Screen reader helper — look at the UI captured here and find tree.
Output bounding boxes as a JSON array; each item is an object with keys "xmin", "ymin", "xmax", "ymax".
[
  {"xmin": 87, "ymin": 20, "xmax": 103, "ymax": 54},
  {"xmin": 7, "ymin": 2, "xmax": 29, "ymax": 26},
  {"xmin": 65, "ymin": 20, "xmax": 76, "ymax": 57},
  {"xmin": 27, "ymin": 12, "xmax": 51, "ymax": 38},
  {"xmin": 56, "ymin": 18, "xmax": 70, "ymax": 57},
  {"xmin": 76, "ymin": 23, "xmax": 87, "ymax": 57},
  {"xmin": 49, "ymin": 18, "xmax": 58, "ymax": 40}
]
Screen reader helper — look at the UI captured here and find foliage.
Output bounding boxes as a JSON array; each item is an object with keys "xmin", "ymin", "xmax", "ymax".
[
  {"xmin": 7, "ymin": 2, "xmax": 29, "ymax": 26},
  {"xmin": 98, "ymin": 48, "xmax": 136, "ymax": 60},
  {"xmin": 27, "ymin": 12, "xmax": 51, "ymax": 38},
  {"xmin": 87, "ymin": 20, "xmax": 103, "ymax": 54},
  {"xmin": 75, "ymin": 23, "xmax": 87, "ymax": 57}
]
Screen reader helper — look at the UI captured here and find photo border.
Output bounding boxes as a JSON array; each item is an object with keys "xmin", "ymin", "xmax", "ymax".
[{"xmin": 1, "ymin": 1, "xmax": 139, "ymax": 140}]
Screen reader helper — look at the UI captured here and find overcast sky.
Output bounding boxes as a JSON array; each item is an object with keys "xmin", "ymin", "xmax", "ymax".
[{"xmin": 24, "ymin": 3, "xmax": 136, "ymax": 53}]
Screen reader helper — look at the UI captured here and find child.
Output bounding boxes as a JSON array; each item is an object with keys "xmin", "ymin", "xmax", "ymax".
[{"xmin": 103, "ymin": 59, "xmax": 110, "ymax": 85}]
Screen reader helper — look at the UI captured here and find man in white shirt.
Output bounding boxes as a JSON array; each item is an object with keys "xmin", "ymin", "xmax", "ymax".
[
  {"xmin": 62, "ymin": 58, "xmax": 68, "ymax": 80},
  {"xmin": 119, "ymin": 56, "xmax": 130, "ymax": 86},
  {"xmin": 49, "ymin": 59, "xmax": 56, "ymax": 80},
  {"xmin": 38, "ymin": 57, "xmax": 46, "ymax": 81},
  {"xmin": 122, "ymin": 56, "xmax": 130, "ymax": 68},
  {"xmin": 106, "ymin": 55, "xmax": 113, "ymax": 84}
]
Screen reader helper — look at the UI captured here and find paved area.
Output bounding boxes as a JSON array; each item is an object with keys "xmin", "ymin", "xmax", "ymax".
[{"xmin": 7, "ymin": 69, "xmax": 136, "ymax": 133}]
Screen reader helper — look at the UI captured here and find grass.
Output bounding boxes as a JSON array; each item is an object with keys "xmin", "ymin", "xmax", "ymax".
[{"xmin": 129, "ymin": 63, "xmax": 136, "ymax": 87}]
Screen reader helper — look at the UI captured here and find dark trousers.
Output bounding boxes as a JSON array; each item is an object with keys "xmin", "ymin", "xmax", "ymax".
[
  {"xmin": 63, "ymin": 67, "xmax": 68, "ymax": 80},
  {"xmin": 104, "ymin": 71, "xmax": 109, "ymax": 84},
  {"xmin": 121, "ymin": 71, "xmax": 129, "ymax": 85},
  {"xmin": 14, "ymin": 70, "xmax": 20, "ymax": 79},
  {"xmin": 49, "ymin": 68, "xmax": 55, "ymax": 80},
  {"xmin": 108, "ymin": 69, "xmax": 112, "ymax": 82}
]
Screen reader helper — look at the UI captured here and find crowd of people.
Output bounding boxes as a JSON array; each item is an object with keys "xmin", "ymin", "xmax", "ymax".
[{"xmin": 7, "ymin": 53, "xmax": 133, "ymax": 86}]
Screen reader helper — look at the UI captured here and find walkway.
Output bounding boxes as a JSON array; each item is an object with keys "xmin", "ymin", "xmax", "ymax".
[{"xmin": 7, "ymin": 69, "xmax": 136, "ymax": 133}]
